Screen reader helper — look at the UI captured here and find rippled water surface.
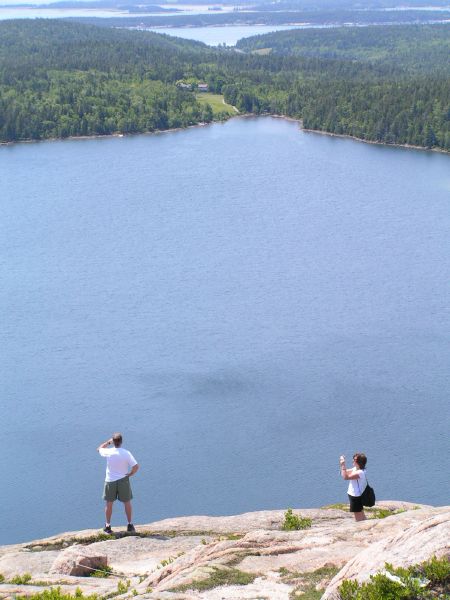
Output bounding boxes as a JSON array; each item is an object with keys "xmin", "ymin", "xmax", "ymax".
[{"xmin": 2, "ymin": 117, "xmax": 449, "ymax": 544}]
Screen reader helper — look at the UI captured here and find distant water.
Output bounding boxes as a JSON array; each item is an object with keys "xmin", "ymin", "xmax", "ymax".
[
  {"xmin": 0, "ymin": 4, "xmax": 230, "ymax": 18},
  {"xmin": 143, "ymin": 24, "xmax": 303, "ymax": 45},
  {"xmin": 1, "ymin": 117, "xmax": 449, "ymax": 545},
  {"xmin": 0, "ymin": 7, "xmax": 142, "ymax": 17}
]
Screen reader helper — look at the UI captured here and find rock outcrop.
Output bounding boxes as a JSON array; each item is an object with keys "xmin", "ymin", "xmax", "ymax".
[
  {"xmin": 322, "ymin": 508, "xmax": 450, "ymax": 599},
  {"xmin": 0, "ymin": 502, "xmax": 448, "ymax": 600},
  {"xmin": 50, "ymin": 546, "xmax": 108, "ymax": 577}
]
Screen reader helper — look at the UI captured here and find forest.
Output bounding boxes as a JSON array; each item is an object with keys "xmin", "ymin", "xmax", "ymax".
[
  {"xmin": 236, "ymin": 24, "xmax": 450, "ymax": 73},
  {"xmin": 0, "ymin": 20, "xmax": 449, "ymax": 150}
]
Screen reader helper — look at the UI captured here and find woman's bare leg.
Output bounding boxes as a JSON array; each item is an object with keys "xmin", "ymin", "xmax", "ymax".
[{"xmin": 354, "ymin": 511, "xmax": 366, "ymax": 521}]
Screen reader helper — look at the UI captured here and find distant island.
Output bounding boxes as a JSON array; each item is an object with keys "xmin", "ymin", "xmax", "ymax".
[
  {"xmin": 2, "ymin": 2, "xmax": 180, "ymax": 11},
  {"xmin": 70, "ymin": 8, "xmax": 450, "ymax": 29},
  {"xmin": 0, "ymin": 20, "xmax": 449, "ymax": 151},
  {"xmin": 4, "ymin": 0, "xmax": 450, "ymax": 27}
]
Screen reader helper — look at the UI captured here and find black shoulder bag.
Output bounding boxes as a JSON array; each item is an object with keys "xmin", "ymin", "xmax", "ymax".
[{"xmin": 358, "ymin": 472, "xmax": 376, "ymax": 507}]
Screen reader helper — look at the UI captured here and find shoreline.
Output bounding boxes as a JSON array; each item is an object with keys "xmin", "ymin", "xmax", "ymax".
[
  {"xmin": 302, "ymin": 125, "xmax": 450, "ymax": 155},
  {"xmin": 0, "ymin": 500, "xmax": 439, "ymax": 549},
  {"xmin": 1, "ymin": 114, "xmax": 448, "ymax": 155},
  {"xmin": 0, "ymin": 120, "xmax": 214, "ymax": 147}
]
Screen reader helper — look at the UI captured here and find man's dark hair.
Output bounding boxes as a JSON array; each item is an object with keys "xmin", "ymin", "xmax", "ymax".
[
  {"xmin": 112, "ymin": 433, "xmax": 122, "ymax": 448},
  {"xmin": 353, "ymin": 453, "xmax": 367, "ymax": 469}
]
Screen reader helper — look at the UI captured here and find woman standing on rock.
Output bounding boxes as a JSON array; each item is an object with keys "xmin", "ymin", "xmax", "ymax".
[{"xmin": 339, "ymin": 453, "xmax": 367, "ymax": 521}]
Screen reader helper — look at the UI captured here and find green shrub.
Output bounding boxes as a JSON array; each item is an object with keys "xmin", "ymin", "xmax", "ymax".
[
  {"xmin": 15, "ymin": 588, "xmax": 98, "ymax": 600},
  {"xmin": 160, "ymin": 556, "xmax": 176, "ymax": 567},
  {"xmin": 116, "ymin": 580, "xmax": 128, "ymax": 594},
  {"xmin": 10, "ymin": 573, "xmax": 32, "ymax": 584},
  {"xmin": 420, "ymin": 555, "xmax": 450, "ymax": 585},
  {"xmin": 338, "ymin": 556, "xmax": 449, "ymax": 599},
  {"xmin": 0, "ymin": 573, "xmax": 4, "ymax": 582},
  {"xmin": 282, "ymin": 508, "xmax": 312, "ymax": 531},
  {"xmin": 89, "ymin": 565, "xmax": 113, "ymax": 578},
  {"xmin": 339, "ymin": 574, "xmax": 416, "ymax": 599},
  {"xmin": 338, "ymin": 579, "xmax": 360, "ymax": 599}
]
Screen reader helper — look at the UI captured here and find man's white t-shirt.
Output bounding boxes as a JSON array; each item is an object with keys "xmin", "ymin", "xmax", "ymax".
[
  {"xmin": 347, "ymin": 468, "xmax": 367, "ymax": 497},
  {"xmin": 99, "ymin": 447, "xmax": 138, "ymax": 482}
]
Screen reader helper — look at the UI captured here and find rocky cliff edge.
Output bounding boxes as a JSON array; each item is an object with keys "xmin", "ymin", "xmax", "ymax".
[{"xmin": 1, "ymin": 502, "xmax": 449, "ymax": 600}]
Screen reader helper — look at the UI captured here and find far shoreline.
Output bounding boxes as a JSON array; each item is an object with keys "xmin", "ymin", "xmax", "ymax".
[
  {"xmin": 301, "ymin": 124, "xmax": 450, "ymax": 155},
  {"xmin": 1, "ymin": 113, "xmax": 448, "ymax": 155}
]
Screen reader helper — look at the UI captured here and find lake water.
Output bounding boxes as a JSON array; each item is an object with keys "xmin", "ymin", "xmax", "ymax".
[
  {"xmin": 0, "ymin": 5, "xmax": 239, "ymax": 19},
  {"xmin": 143, "ymin": 24, "xmax": 303, "ymax": 45},
  {"xmin": 1, "ymin": 117, "xmax": 450, "ymax": 545},
  {"xmin": 0, "ymin": 7, "xmax": 147, "ymax": 18}
]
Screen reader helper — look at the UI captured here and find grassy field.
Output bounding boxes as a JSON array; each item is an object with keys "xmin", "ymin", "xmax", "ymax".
[
  {"xmin": 251, "ymin": 48, "xmax": 272, "ymax": 56},
  {"xmin": 196, "ymin": 93, "xmax": 237, "ymax": 116}
]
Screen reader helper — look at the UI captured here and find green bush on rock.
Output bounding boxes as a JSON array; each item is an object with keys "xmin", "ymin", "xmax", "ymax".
[
  {"xmin": 10, "ymin": 573, "xmax": 32, "ymax": 584},
  {"xmin": 15, "ymin": 589, "xmax": 99, "ymax": 600},
  {"xmin": 89, "ymin": 565, "xmax": 113, "ymax": 578},
  {"xmin": 421, "ymin": 555, "xmax": 450, "ymax": 585},
  {"xmin": 339, "ymin": 555, "xmax": 450, "ymax": 599},
  {"xmin": 282, "ymin": 508, "xmax": 312, "ymax": 531}
]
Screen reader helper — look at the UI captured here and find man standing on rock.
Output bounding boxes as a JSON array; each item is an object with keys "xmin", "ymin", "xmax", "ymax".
[{"xmin": 97, "ymin": 432, "xmax": 139, "ymax": 534}]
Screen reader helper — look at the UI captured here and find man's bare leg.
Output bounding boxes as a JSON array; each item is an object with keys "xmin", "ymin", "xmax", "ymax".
[
  {"xmin": 124, "ymin": 501, "xmax": 132, "ymax": 524},
  {"xmin": 354, "ymin": 511, "xmax": 366, "ymax": 522},
  {"xmin": 105, "ymin": 501, "xmax": 113, "ymax": 525}
]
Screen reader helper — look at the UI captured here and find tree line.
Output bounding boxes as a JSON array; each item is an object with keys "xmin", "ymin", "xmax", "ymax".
[{"xmin": 0, "ymin": 20, "xmax": 449, "ymax": 150}]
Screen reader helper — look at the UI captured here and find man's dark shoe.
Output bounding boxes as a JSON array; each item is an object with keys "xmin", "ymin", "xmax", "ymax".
[
  {"xmin": 103, "ymin": 525, "xmax": 113, "ymax": 534},
  {"xmin": 127, "ymin": 523, "xmax": 136, "ymax": 533}
]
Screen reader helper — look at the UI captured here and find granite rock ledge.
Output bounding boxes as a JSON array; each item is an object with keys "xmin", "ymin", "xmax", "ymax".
[{"xmin": 0, "ymin": 501, "xmax": 448, "ymax": 600}]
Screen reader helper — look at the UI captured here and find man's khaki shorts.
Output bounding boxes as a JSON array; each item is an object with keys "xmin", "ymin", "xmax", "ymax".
[{"xmin": 103, "ymin": 476, "xmax": 133, "ymax": 502}]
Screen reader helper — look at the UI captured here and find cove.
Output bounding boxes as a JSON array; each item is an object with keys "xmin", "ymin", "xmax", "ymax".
[{"xmin": 1, "ymin": 116, "xmax": 449, "ymax": 544}]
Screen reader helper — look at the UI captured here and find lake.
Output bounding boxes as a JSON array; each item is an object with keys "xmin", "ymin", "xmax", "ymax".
[
  {"xmin": 0, "ymin": 5, "xmax": 241, "ymax": 20},
  {"xmin": 1, "ymin": 117, "xmax": 450, "ymax": 545},
  {"xmin": 142, "ymin": 24, "xmax": 304, "ymax": 46}
]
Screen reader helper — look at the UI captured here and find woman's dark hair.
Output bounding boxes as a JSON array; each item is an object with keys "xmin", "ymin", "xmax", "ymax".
[{"xmin": 353, "ymin": 453, "xmax": 367, "ymax": 469}]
